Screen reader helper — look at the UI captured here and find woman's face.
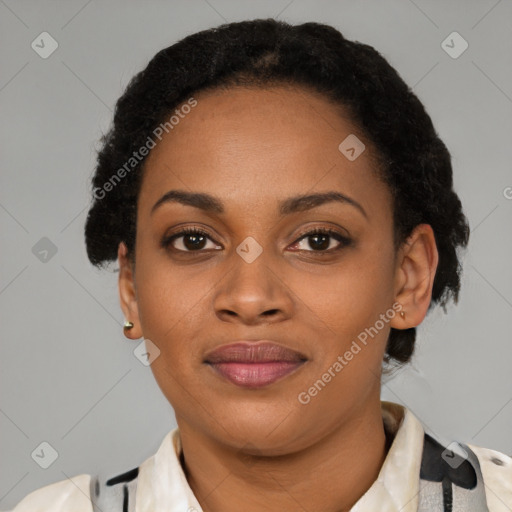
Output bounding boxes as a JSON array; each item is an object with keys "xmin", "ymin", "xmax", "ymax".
[{"xmin": 121, "ymin": 85, "xmax": 405, "ymax": 453}]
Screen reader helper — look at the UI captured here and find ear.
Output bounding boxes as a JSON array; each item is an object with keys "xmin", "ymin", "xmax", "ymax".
[
  {"xmin": 390, "ymin": 224, "xmax": 439, "ymax": 330},
  {"xmin": 118, "ymin": 242, "xmax": 143, "ymax": 339}
]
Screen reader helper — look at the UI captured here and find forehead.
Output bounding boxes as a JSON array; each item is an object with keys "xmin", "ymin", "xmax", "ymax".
[{"xmin": 138, "ymin": 85, "xmax": 388, "ymax": 216}]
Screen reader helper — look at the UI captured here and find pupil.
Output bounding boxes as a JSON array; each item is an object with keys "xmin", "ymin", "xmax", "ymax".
[
  {"xmin": 310, "ymin": 234, "xmax": 329, "ymax": 251},
  {"xmin": 185, "ymin": 234, "xmax": 206, "ymax": 250}
]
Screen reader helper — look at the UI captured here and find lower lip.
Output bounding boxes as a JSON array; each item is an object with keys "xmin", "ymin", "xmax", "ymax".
[{"xmin": 207, "ymin": 361, "xmax": 305, "ymax": 389}]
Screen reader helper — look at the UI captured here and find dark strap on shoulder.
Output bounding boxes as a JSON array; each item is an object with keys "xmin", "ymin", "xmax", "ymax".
[
  {"xmin": 90, "ymin": 466, "xmax": 139, "ymax": 512},
  {"xmin": 418, "ymin": 433, "xmax": 489, "ymax": 512}
]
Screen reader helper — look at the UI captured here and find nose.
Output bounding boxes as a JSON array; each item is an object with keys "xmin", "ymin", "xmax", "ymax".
[{"xmin": 213, "ymin": 249, "xmax": 293, "ymax": 326}]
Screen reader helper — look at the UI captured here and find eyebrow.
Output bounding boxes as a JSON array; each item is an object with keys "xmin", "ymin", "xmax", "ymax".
[{"xmin": 151, "ymin": 189, "xmax": 367, "ymax": 218}]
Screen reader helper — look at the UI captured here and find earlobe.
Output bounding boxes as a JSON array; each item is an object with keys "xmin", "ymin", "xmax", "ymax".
[
  {"xmin": 390, "ymin": 224, "xmax": 439, "ymax": 330},
  {"xmin": 118, "ymin": 242, "xmax": 143, "ymax": 339}
]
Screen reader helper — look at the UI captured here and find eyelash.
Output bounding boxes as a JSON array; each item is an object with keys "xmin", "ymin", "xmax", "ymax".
[{"xmin": 161, "ymin": 226, "xmax": 352, "ymax": 255}]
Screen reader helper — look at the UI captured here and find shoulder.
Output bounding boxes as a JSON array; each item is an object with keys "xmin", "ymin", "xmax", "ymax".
[
  {"xmin": 4, "ymin": 430, "xmax": 173, "ymax": 512},
  {"xmin": 5, "ymin": 474, "xmax": 93, "ymax": 512},
  {"xmin": 89, "ymin": 466, "xmax": 139, "ymax": 511},
  {"xmin": 417, "ymin": 431, "xmax": 511, "ymax": 512},
  {"xmin": 468, "ymin": 442, "xmax": 512, "ymax": 511},
  {"xmin": 5, "ymin": 465, "xmax": 141, "ymax": 512}
]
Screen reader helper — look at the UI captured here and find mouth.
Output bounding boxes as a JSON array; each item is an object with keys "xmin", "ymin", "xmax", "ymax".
[{"xmin": 204, "ymin": 341, "xmax": 308, "ymax": 389}]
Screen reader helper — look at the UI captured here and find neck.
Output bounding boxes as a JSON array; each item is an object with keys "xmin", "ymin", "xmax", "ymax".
[{"xmin": 177, "ymin": 397, "xmax": 390, "ymax": 512}]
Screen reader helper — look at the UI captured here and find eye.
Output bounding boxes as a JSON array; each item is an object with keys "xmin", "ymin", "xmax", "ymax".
[
  {"xmin": 289, "ymin": 228, "xmax": 352, "ymax": 253},
  {"xmin": 161, "ymin": 227, "xmax": 221, "ymax": 252},
  {"xmin": 161, "ymin": 226, "xmax": 352, "ymax": 254}
]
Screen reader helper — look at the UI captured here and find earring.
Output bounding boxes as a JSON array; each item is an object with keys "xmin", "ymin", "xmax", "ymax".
[
  {"xmin": 400, "ymin": 311, "xmax": 406, "ymax": 319},
  {"xmin": 123, "ymin": 321, "xmax": 134, "ymax": 331}
]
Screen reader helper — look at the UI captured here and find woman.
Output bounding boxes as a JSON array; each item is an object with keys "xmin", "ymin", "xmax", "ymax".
[{"xmin": 7, "ymin": 18, "xmax": 511, "ymax": 512}]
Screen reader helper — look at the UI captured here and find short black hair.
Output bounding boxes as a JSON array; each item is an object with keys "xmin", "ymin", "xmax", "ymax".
[{"xmin": 84, "ymin": 18, "xmax": 470, "ymax": 371}]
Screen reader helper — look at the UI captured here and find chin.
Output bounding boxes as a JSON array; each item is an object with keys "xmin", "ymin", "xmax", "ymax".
[{"xmin": 207, "ymin": 407, "xmax": 306, "ymax": 453}]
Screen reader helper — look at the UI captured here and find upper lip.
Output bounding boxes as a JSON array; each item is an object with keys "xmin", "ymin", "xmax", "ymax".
[{"xmin": 204, "ymin": 341, "xmax": 308, "ymax": 364}]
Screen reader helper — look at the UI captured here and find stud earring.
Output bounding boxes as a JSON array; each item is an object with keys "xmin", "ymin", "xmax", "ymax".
[{"xmin": 123, "ymin": 321, "xmax": 134, "ymax": 331}]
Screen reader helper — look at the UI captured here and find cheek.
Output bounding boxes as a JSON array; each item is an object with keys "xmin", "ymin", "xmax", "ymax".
[
  {"xmin": 133, "ymin": 251, "xmax": 221, "ymax": 377},
  {"xmin": 133, "ymin": 268, "xmax": 188, "ymax": 367},
  {"xmin": 300, "ymin": 247, "xmax": 396, "ymax": 390},
  {"xmin": 134, "ymin": 260, "xmax": 208, "ymax": 405},
  {"xmin": 134, "ymin": 246, "xmax": 204, "ymax": 328},
  {"xmin": 305, "ymin": 248, "xmax": 395, "ymax": 333}
]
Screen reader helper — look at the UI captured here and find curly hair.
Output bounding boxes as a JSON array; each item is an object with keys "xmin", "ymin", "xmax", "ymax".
[{"xmin": 84, "ymin": 18, "xmax": 470, "ymax": 371}]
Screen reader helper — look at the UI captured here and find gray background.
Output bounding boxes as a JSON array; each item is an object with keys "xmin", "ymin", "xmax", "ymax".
[{"xmin": 1, "ymin": 0, "xmax": 511, "ymax": 509}]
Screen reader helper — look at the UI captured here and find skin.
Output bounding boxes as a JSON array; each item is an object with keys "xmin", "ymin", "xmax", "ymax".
[{"xmin": 118, "ymin": 85, "xmax": 438, "ymax": 512}]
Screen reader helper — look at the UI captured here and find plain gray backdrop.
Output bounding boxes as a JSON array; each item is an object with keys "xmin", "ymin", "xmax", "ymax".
[{"xmin": 1, "ymin": 0, "xmax": 511, "ymax": 509}]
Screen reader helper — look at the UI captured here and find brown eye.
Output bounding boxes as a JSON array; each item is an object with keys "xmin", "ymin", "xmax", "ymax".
[
  {"xmin": 290, "ymin": 229, "xmax": 352, "ymax": 253},
  {"xmin": 161, "ymin": 228, "xmax": 221, "ymax": 252}
]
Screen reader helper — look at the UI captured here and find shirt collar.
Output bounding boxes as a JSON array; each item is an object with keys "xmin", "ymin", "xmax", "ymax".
[
  {"xmin": 350, "ymin": 401, "xmax": 425, "ymax": 511},
  {"xmin": 135, "ymin": 401, "xmax": 425, "ymax": 512}
]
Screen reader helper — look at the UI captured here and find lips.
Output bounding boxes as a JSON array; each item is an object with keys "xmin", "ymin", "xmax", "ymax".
[{"xmin": 204, "ymin": 341, "xmax": 307, "ymax": 389}]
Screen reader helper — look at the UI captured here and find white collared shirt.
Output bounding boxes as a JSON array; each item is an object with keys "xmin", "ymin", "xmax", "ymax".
[{"xmin": 5, "ymin": 401, "xmax": 512, "ymax": 511}]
